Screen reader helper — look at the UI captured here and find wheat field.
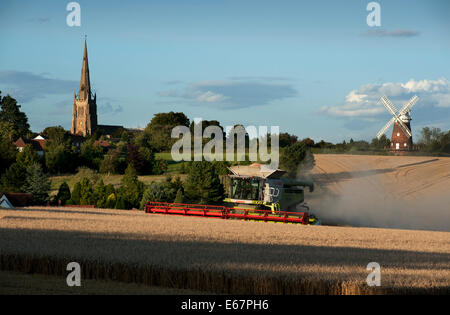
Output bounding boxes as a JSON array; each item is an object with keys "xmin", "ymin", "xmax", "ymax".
[{"xmin": 1, "ymin": 206, "xmax": 449, "ymax": 294}]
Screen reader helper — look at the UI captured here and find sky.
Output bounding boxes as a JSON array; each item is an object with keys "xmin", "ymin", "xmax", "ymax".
[{"xmin": 0, "ymin": 0, "xmax": 449, "ymax": 143}]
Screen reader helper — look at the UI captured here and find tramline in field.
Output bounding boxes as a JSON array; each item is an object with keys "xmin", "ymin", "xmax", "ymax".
[{"xmin": 145, "ymin": 163, "xmax": 320, "ymax": 225}]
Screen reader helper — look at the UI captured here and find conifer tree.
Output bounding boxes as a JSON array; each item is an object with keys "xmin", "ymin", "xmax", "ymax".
[{"xmin": 23, "ymin": 163, "xmax": 51, "ymax": 205}]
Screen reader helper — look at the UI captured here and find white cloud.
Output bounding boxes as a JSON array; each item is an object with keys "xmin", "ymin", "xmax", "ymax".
[
  {"xmin": 321, "ymin": 78, "xmax": 450, "ymax": 118},
  {"xmin": 195, "ymin": 91, "xmax": 227, "ymax": 103},
  {"xmin": 401, "ymin": 78, "xmax": 449, "ymax": 93},
  {"xmin": 158, "ymin": 79, "xmax": 297, "ymax": 109},
  {"xmin": 345, "ymin": 90, "xmax": 368, "ymax": 103}
]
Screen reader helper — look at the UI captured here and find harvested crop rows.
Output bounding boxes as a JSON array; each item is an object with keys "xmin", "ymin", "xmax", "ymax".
[{"xmin": 1, "ymin": 206, "xmax": 449, "ymax": 294}]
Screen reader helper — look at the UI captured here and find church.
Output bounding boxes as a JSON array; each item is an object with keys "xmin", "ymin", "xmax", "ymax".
[{"xmin": 71, "ymin": 39, "xmax": 124, "ymax": 137}]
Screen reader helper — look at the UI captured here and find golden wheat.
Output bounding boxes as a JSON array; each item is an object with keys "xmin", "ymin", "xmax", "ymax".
[{"xmin": 0, "ymin": 206, "xmax": 449, "ymax": 294}]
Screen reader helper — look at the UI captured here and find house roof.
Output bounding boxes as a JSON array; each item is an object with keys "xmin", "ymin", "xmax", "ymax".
[
  {"xmin": 13, "ymin": 137, "xmax": 45, "ymax": 151},
  {"xmin": 33, "ymin": 135, "xmax": 47, "ymax": 141},
  {"xmin": 13, "ymin": 137, "xmax": 27, "ymax": 147},
  {"xmin": 0, "ymin": 194, "xmax": 14, "ymax": 208},
  {"xmin": 0, "ymin": 193, "xmax": 33, "ymax": 207},
  {"xmin": 94, "ymin": 140, "xmax": 112, "ymax": 147}
]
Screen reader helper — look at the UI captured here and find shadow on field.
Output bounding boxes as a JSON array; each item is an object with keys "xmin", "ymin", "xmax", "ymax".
[{"xmin": 1, "ymin": 227, "xmax": 449, "ymax": 294}]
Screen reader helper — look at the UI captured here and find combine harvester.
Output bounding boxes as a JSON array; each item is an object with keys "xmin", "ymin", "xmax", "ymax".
[{"xmin": 145, "ymin": 163, "xmax": 320, "ymax": 225}]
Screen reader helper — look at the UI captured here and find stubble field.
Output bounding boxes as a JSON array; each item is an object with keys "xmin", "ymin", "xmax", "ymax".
[{"xmin": 309, "ymin": 154, "xmax": 450, "ymax": 231}]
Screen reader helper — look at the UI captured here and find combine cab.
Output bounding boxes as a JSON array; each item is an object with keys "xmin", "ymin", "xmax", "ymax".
[{"xmin": 144, "ymin": 163, "xmax": 320, "ymax": 225}]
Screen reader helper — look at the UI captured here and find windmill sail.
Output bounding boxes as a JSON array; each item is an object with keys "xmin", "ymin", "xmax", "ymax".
[
  {"xmin": 376, "ymin": 94, "xmax": 419, "ymax": 152},
  {"xmin": 380, "ymin": 95, "xmax": 412, "ymax": 138},
  {"xmin": 377, "ymin": 117, "xmax": 395, "ymax": 139},
  {"xmin": 399, "ymin": 95, "xmax": 419, "ymax": 114}
]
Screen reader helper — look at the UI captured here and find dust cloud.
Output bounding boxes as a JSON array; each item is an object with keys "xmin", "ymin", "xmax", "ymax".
[{"xmin": 313, "ymin": 177, "xmax": 450, "ymax": 232}]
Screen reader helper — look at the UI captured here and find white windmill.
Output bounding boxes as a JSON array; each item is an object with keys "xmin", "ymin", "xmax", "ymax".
[{"xmin": 376, "ymin": 95, "xmax": 419, "ymax": 151}]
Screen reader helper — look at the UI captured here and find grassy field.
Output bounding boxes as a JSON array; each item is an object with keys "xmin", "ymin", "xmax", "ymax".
[
  {"xmin": 1, "ymin": 206, "xmax": 449, "ymax": 294},
  {"xmin": 48, "ymin": 152, "xmax": 186, "ymax": 194},
  {"xmin": 48, "ymin": 150, "xmax": 243, "ymax": 194},
  {"xmin": 49, "ymin": 173, "xmax": 186, "ymax": 195}
]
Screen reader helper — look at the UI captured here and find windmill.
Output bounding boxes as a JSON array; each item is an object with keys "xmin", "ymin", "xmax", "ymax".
[{"xmin": 376, "ymin": 95, "xmax": 419, "ymax": 151}]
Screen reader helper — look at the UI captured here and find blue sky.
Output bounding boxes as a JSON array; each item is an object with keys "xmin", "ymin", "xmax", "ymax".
[{"xmin": 0, "ymin": 0, "xmax": 449, "ymax": 142}]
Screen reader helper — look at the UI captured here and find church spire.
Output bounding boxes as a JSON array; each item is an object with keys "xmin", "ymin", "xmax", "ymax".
[{"xmin": 79, "ymin": 36, "xmax": 91, "ymax": 100}]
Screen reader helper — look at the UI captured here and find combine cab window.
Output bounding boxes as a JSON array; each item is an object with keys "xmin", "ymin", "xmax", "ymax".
[{"xmin": 231, "ymin": 178, "xmax": 260, "ymax": 200}]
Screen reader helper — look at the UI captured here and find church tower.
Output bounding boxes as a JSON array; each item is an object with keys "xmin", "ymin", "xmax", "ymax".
[{"xmin": 71, "ymin": 38, "xmax": 97, "ymax": 136}]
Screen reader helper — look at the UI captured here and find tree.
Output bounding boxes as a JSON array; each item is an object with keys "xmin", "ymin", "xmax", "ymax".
[
  {"xmin": 0, "ymin": 136, "xmax": 17, "ymax": 175},
  {"xmin": 226, "ymin": 124, "xmax": 250, "ymax": 154},
  {"xmin": 42, "ymin": 126, "xmax": 68, "ymax": 143},
  {"xmin": 100, "ymin": 149, "xmax": 121, "ymax": 174},
  {"xmin": 280, "ymin": 142, "xmax": 315, "ymax": 176},
  {"xmin": 79, "ymin": 178, "xmax": 94, "ymax": 205},
  {"xmin": 100, "ymin": 146, "xmax": 127, "ymax": 175},
  {"xmin": 45, "ymin": 142, "xmax": 75, "ymax": 174},
  {"xmin": 370, "ymin": 135, "xmax": 390, "ymax": 150},
  {"xmin": 74, "ymin": 167, "xmax": 100, "ymax": 186},
  {"xmin": 16, "ymin": 144, "xmax": 40, "ymax": 168},
  {"xmin": 173, "ymin": 188, "xmax": 184, "ymax": 203},
  {"xmin": 152, "ymin": 158, "xmax": 168, "ymax": 175},
  {"xmin": 299, "ymin": 138, "xmax": 315, "ymax": 147},
  {"xmin": 105, "ymin": 184, "xmax": 116, "ymax": 196},
  {"xmin": 183, "ymin": 161, "xmax": 224, "ymax": 204},
  {"xmin": 70, "ymin": 182, "xmax": 82, "ymax": 205},
  {"xmin": 118, "ymin": 164, "xmax": 144, "ymax": 209},
  {"xmin": 80, "ymin": 139, "xmax": 104, "ymax": 170},
  {"xmin": 417, "ymin": 126, "xmax": 446, "ymax": 152},
  {"xmin": 22, "ymin": 163, "xmax": 51, "ymax": 205},
  {"xmin": 139, "ymin": 177, "xmax": 181, "ymax": 209},
  {"xmin": 93, "ymin": 179, "xmax": 107, "ymax": 208},
  {"xmin": 279, "ymin": 132, "xmax": 298, "ymax": 148},
  {"xmin": 0, "ymin": 120, "xmax": 15, "ymax": 141},
  {"xmin": 138, "ymin": 112, "xmax": 190, "ymax": 152},
  {"xmin": 57, "ymin": 182, "xmax": 71, "ymax": 205},
  {"xmin": 0, "ymin": 162, "xmax": 27, "ymax": 192},
  {"xmin": 105, "ymin": 193, "xmax": 116, "ymax": 209},
  {"xmin": 114, "ymin": 195, "xmax": 126, "ymax": 209},
  {"xmin": 211, "ymin": 161, "xmax": 230, "ymax": 176},
  {"xmin": 0, "ymin": 143, "xmax": 37, "ymax": 191},
  {"xmin": 44, "ymin": 126, "xmax": 78, "ymax": 174},
  {"xmin": 189, "ymin": 120, "xmax": 225, "ymax": 149},
  {"xmin": 120, "ymin": 130, "xmax": 130, "ymax": 143},
  {"xmin": 138, "ymin": 146, "xmax": 155, "ymax": 175},
  {"xmin": 127, "ymin": 144, "xmax": 146, "ymax": 174},
  {"xmin": 0, "ymin": 92, "xmax": 31, "ymax": 140}
]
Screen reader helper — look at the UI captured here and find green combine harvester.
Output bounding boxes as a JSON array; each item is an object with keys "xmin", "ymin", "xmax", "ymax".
[
  {"xmin": 145, "ymin": 163, "xmax": 320, "ymax": 225},
  {"xmin": 222, "ymin": 163, "xmax": 320, "ymax": 225}
]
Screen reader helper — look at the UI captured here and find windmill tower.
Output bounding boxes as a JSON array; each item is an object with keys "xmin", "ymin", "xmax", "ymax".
[{"xmin": 376, "ymin": 95, "xmax": 419, "ymax": 152}]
